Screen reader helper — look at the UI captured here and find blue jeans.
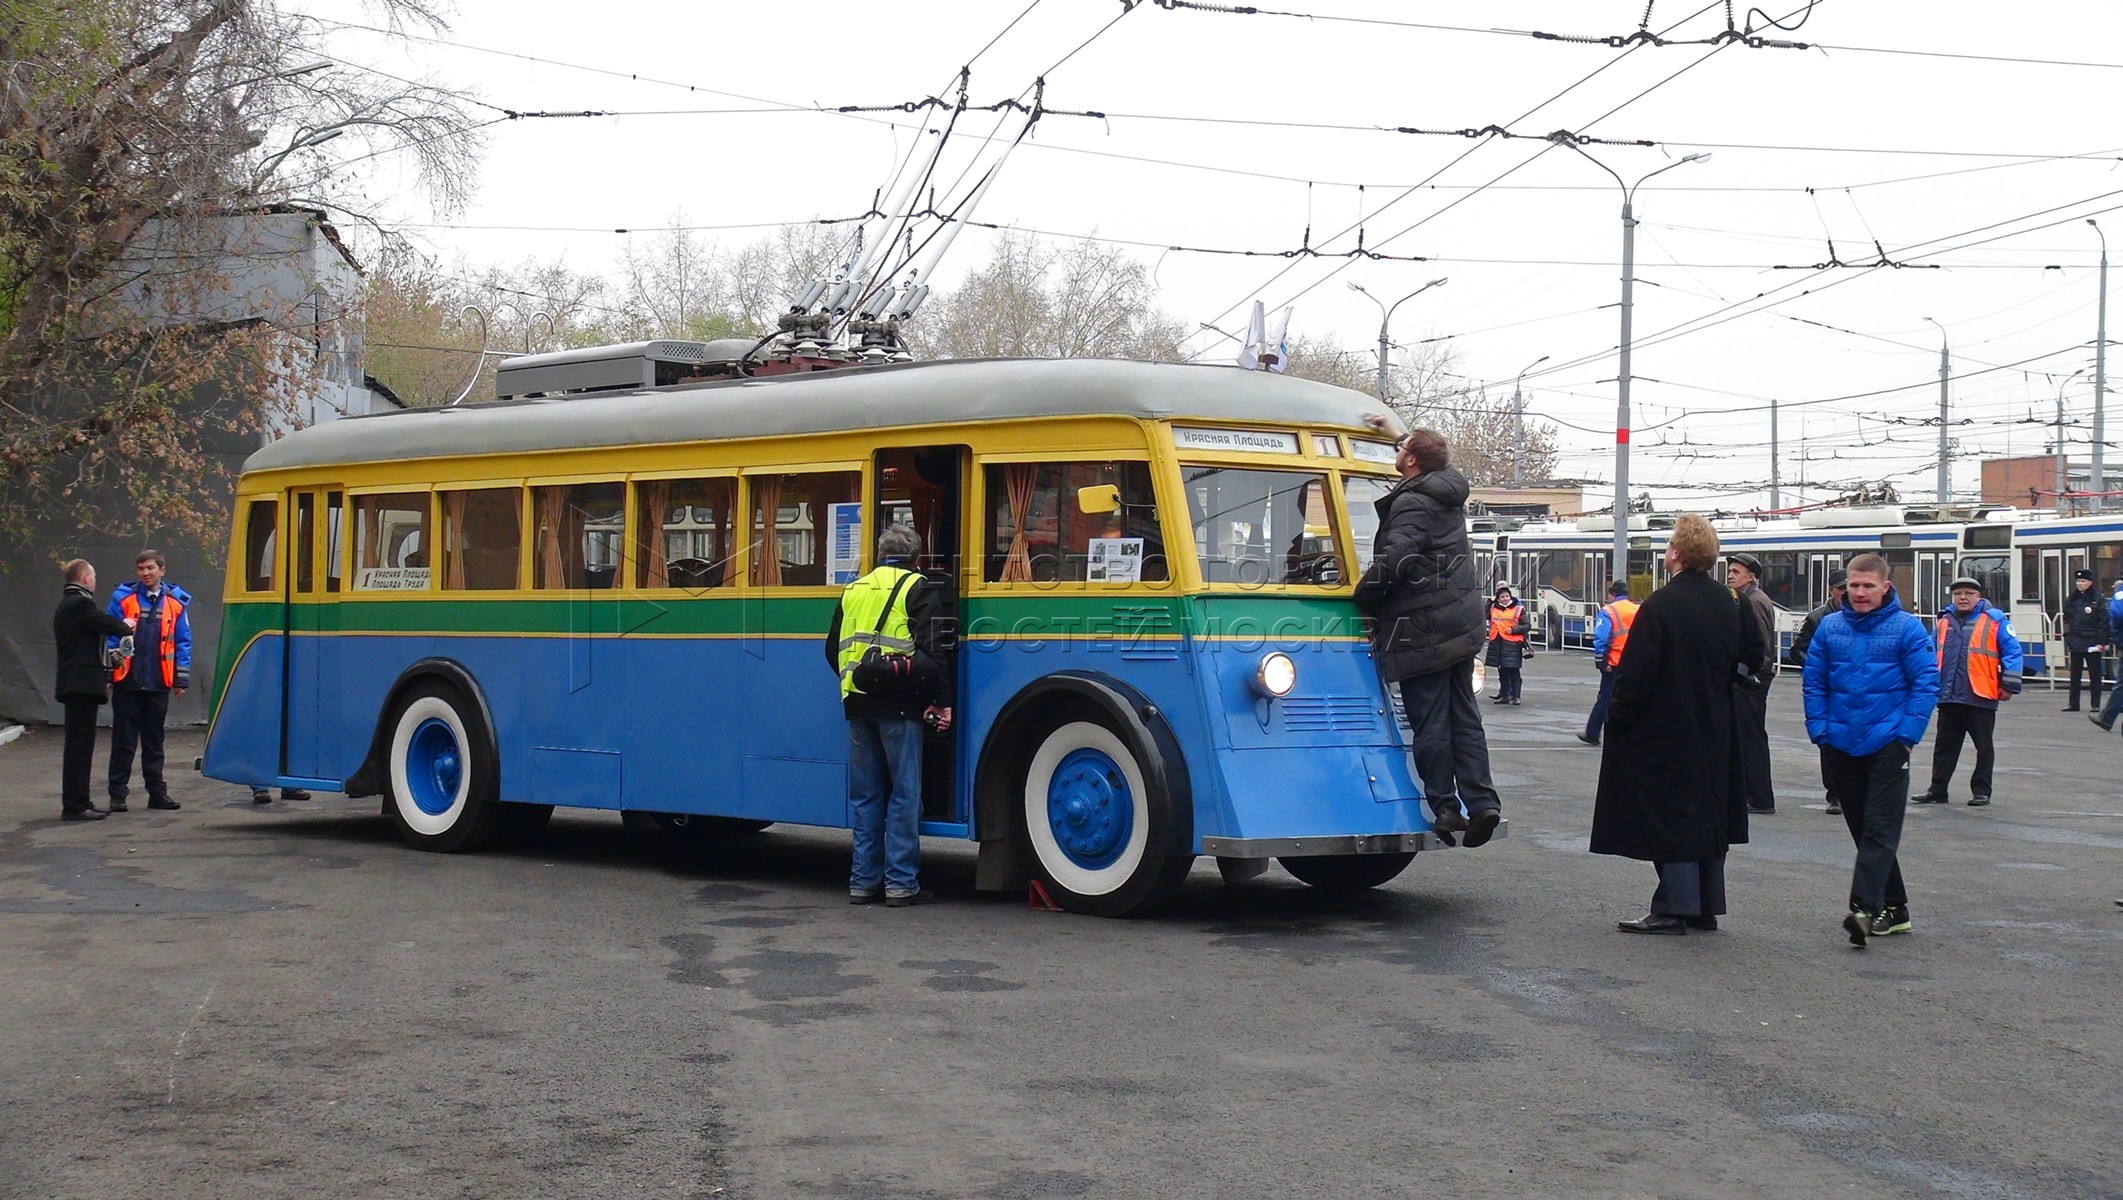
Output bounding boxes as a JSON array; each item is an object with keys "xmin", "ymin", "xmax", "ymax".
[{"xmin": 848, "ymin": 715, "xmax": 925, "ymax": 896}]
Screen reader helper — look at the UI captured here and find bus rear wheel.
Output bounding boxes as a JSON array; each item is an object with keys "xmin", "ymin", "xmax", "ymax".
[
  {"xmin": 1017, "ymin": 717, "xmax": 1190, "ymax": 917},
  {"xmin": 1278, "ymin": 852, "xmax": 1415, "ymax": 892},
  {"xmin": 384, "ymin": 680, "xmax": 501, "ymax": 853}
]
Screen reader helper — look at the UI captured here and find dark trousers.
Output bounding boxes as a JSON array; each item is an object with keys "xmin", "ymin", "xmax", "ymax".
[
  {"xmin": 2066, "ymin": 647, "xmax": 2105, "ymax": 709},
  {"xmin": 1925, "ymin": 702, "xmax": 1996, "ymax": 799},
  {"xmin": 1495, "ymin": 665, "xmax": 1522, "ymax": 701},
  {"xmin": 1398, "ymin": 661, "xmax": 1502, "ymax": 818},
  {"xmin": 108, "ymin": 687, "xmax": 171, "ymax": 804},
  {"xmin": 1818, "ymin": 747, "xmax": 1839, "ymax": 807},
  {"xmin": 1650, "ymin": 856, "xmax": 1727, "ymax": 917},
  {"xmin": 2096, "ymin": 682, "xmax": 2123, "ymax": 729},
  {"xmin": 1584, "ymin": 667, "xmax": 1617, "ymax": 741},
  {"xmin": 1822, "ymin": 742, "xmax": 1911, "ymax": 914},
  {"xmin": 1735, "ymin": 680, "xmax": 1775, "ymax": 810},
  {"xmin": 60, "ymin": 695, "xmax": 102, "ymax": 816}
]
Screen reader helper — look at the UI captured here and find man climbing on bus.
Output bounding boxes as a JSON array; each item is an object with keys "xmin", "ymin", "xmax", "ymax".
[
  {"xmin": 826, "ymin": 524, "xmax": 956, "ymax": 907},
  {"xmin": 1578, "ymin": 579, "xmax": 1637, "ymax": 746}
]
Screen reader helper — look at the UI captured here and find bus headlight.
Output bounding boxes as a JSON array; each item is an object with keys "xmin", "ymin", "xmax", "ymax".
[{"xmin": 1252, "ymin": 652, "xmax": 1297, "ymax": 698}]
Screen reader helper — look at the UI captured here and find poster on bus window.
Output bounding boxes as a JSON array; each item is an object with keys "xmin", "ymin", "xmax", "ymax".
[
  {"xmin": 828, "ymin": 502, "xmax": 863, "ymax": 584},
  {"xmin": 1087, "ymin": 537, "xmax": 1144, "ymax": 584}
]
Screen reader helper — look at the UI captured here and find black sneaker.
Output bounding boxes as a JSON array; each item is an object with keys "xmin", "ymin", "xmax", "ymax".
[
  {"xmin": 1911, "ymin": 792, "xmax": 1946, "ymax": 805},
  {"xmin": 1967, "ymin": 795, "xmax": 1990, "ymax": 807},
  {"xmin": 1843, "ymin": 910, "xmax": 1871, "ymax": 947},
  {"xmin": 146, "ymin": 798, "xmax": 180, "ymax": 810},
  {"xmin": 883, "ymin": 889, "xmax": 933, "ymax": 908},
  {"xmin": 107, "ymin": 800, "xmax": 129, "ymax": 813},
  {"xmin": 1869, "ymin": 905, "xmax": 1911, "ymax": 936}
]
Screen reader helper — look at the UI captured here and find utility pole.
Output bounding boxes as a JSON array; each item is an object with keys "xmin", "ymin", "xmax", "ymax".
[
  {"xmin": 2093, "ymin": 219, "xmax": 2110, "ymax": 512},
  {"xmin": 1770, "ymin": 394, "xmax": 1781, "ymax": 510},
  {"xmin": 2055, "ymin": 369, "xmax": 2085, "ymax": 514},
  {"xmin": 1348, "ymin": 278, "xmax": 1449, "ymax": 404},
  {"xmin": 1926, "ymin": 316, "xmax": 1950, "ymax": 503},
  {"xmin": 1558, "ymin": 141, "xmax": 1709, "ymax": 588},
  {"xmin": 1511, "ymin": 355, "xmax": 1549, "ymax": 486}
]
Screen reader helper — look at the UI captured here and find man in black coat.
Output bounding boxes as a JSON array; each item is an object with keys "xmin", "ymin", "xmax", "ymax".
[
  {"xmin": 1591, "ymin": 515, "xmax": 1762, "ymax": 933},
  {"xmin": 1790, "ymin": 568, "xmax": 1849, "ymax": 815},
  {"xmin": 1726, "ymin": 552, "xmax": 1780, "ymax": 815},
  {"xmin": 51, "ymin": 560, "xmax": 137, "ymax": 821},
  {"xmin": 1353, "ymin": 425, "xmax": 1502, "ymax": 848},
  {"xmin": 2058, "ymin": 569, "xmax": 2107, "ymax": 711}
]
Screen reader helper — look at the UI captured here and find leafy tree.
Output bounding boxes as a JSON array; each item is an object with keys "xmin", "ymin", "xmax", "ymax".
[{"xmin": 0, "ymin": 0, "xmax": 482, "ymax": 548}]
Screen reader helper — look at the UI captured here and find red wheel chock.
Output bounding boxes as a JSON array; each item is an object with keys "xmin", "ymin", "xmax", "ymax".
[{"xmin": 1027, "ymin": 880, "xmax": 1064, "ymax": 912}]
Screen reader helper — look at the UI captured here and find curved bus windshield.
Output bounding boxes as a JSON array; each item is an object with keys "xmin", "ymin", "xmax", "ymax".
[{"xmin": 1182, "ymin": 465, "xmax": 1341, "ymax": 586}]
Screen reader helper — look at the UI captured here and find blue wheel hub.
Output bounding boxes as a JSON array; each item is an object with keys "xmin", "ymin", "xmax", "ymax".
[
  {"xmin": 406, "ymin": 717, "xmax": 463, "ymax": 816},
  {"xmin": 1046, "ymin": 747, "xmax": 1133, "ymax": 870}
]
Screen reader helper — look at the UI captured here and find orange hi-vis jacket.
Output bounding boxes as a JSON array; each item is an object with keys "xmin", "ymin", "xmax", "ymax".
[
  {"xmin": 110, "ymin": 586, "xmax": 189, "ymax": 689},
  {"xmin": 1600, "ymin": 598, "xmax": 1640, "ymax": 668},
  {"xmin": 1934, "ymin": 607, "xmax": 2005, "ymax": 701},
  {"xmin": 1489, "ymin": 605, "xmax": 1527, "ymax": 643}
]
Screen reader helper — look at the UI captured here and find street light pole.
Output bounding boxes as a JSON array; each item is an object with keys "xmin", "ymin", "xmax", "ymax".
[
  {"xmin": 1925, "ymin": 316, "xmax": 1950, "ymax": 504},
  {"xmin": 2056, "ymin": 368, "xmax": 2087, "ymax": 513},
  {"xmin": 1512, "ymin": 354, "xmax": 1550, "ymax": 486},
  {"xmin": 1558, "ymin": 144, "xmax": 1709, "ymax": 588},
  {"xmin": 2092, "ymin": 219, "xmax": 2110, "ymax": 512},
  {"xmin": 1349, "ymin": 278, "xmax": 1449, "ymax": 403}
]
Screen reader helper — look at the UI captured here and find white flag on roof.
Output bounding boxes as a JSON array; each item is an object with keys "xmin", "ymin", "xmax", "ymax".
[
  {"xmin": 1264, "ymin": 305, "xmax": 1292, "ymax": 374},
  {"xmin": 1236, "ymin": 301, "xmax": 1267, "ymax": 370}
]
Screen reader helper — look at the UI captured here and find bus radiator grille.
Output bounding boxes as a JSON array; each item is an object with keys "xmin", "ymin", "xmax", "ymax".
[{"xmin": 1281, "ymin": 696, "xmax": 1380, "ymax": 733}]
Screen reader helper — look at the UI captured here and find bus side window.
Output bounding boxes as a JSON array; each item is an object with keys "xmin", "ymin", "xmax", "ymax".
[
  {"xmin": 986, "ymin": 461, "xmax": 1166, "ymax": 584},
  {"xmin": 533, "ymin": 481, "xmax": 625, "ymax": 590},
  {"xmin": 750, "ymin": 471, "xmax": 860, "ymax": 588},
  {"xmin": 242, "ymin": 500, "xmax": 278, "ymax": 592},
  {"xmin": 325, "ymin": 491, "xmax": 344, "ymax": 593},
  {"xmin": 353, "ymin": 492, "xmax": 431, "ymax": 590},
  {"xmin": 442, "ymin": 488, "xmax": 523, "ymax": 591},
  {"xmin": 635, "ymin": 477, "xmax": 736, "ymax": 590}
]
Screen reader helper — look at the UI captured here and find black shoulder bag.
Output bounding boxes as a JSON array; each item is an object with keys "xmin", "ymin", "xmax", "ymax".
[{"xmin": 849, "ymin": 573, "xmax": 928, "ymax": 700}]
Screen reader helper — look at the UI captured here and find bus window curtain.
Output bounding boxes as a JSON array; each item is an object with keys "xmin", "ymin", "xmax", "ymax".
[
  {"xmin": 999, "ymin": 464, "xmax": 1036, "ymax": 583},
  {"xmin": 537, "ymin": 488, "xmax": 566, "ymax": 589},
  {"xmin": 635, "ymin": 481, "xmax": 669, "ymax": 588},
  {"xmin": 711, "ymin": 483, "xmax": 737, "ymax": 586},
  {"xmin": 442, "ymin": 491, "xmax": 468, "ymax": 590},
  {"xmin": 751, "ymin": 475, "xmax": 783, "ymax": 587}
]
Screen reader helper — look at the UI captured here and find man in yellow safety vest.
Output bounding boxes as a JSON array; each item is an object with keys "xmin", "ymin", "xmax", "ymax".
[
  {"xmin": 825, "ymin": 524, "xmax": 956, "ymax": 907},
  {"xmin": 1579, "ymin": 580, "xmax": 1639, "ymax": 746}
]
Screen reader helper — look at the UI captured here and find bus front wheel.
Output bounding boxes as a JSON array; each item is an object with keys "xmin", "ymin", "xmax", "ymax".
[
  {"xmin": 1278, "ymin": 852, "xmax": 1415, "ymax": 892},
  {"xmin": 1017, "ymin": 717, "xmax": 1190, "ymax": 917},
  {"xmin": 384, "ymin": 680, "xmax": 502, "ymax": 853}
]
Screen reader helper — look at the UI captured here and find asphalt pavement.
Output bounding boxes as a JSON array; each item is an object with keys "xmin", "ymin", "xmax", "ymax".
[{"xmin": 3, "ymin": 657, "xmax": 2119, "ymax": 1199}]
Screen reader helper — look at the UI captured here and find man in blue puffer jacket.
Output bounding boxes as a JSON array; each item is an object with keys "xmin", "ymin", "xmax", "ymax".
[
  {"xmin": 2093, "ymin": 580, "xmax": 2123, "ymax": 732},
  {"xmin": 1801, "ymin": 552, "xmax": 1939, "ymax": 947}
]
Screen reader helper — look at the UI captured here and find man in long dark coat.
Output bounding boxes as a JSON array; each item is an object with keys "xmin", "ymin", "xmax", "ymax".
[{"xmin": 1590, "ymin": 515, "xmax": 1763, "ymax": 933}]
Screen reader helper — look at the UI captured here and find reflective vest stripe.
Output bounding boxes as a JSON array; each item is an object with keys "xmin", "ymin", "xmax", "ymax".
[
  {"xmin": 1935, "ymin": 611, "xmax": 2002, "ymax": 700},
  {"xmin": 1602, "ymin": 599, "xmax": 1640, "ymax": 668},
  {"xmin": 837, "ymin": 567, "xmax": 918, "ymax": 699},
  {"xmin": 110, "ymin": 592, "xmax": 181, "ymax": 688}
]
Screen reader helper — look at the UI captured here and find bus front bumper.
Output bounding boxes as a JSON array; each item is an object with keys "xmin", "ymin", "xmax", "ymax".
[{"xmin": 1201, "ymin": 822, "xmax": 1508, "ymax": 858}]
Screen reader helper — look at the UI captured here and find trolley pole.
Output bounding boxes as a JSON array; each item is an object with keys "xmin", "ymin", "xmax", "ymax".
[{"xmin": 1770, "ymin": 394, "xmax": 1781, "ymax": 510}]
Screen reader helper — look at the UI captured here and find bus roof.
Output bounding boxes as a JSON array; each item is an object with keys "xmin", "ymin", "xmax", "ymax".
[{"xmin": 244, "ymin": 357, "xmax": 1394, "ymax": 474}]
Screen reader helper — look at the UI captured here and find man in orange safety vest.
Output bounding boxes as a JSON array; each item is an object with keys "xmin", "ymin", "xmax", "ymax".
[{"xmin": 1579, "ymin": 579, "xmax": 1639, "ymax": 746}]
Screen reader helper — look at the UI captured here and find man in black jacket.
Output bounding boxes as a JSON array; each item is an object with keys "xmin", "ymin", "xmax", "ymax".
[
  {"xmin": 1726, "ymin": 552, "xmax": 1780, "ymax": 815},
  {"xmin": 1353, "ymin": 425, "xmax": 1502, "ymax": 849},
  {"xmin": 2058, "ymin": 569, "xmax": 2107, "ymax": 711},
  {"xmin": 51, "ymin": 560, "xmax": 137, "ymax": 821},
  {"xmin": 1790, "ymin": 569, "xmax": 1848, "ymax": 814}
]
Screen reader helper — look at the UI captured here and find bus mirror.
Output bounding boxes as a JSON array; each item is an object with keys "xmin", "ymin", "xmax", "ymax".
[{"xmin": 1076, "ymin": 485, "xmax": 1121, "ymax": 515}]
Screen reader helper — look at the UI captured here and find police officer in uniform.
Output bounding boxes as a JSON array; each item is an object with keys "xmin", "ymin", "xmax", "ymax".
[{"xmin": 2058, "ymin": 568, "xmax": 2107, "ymax": 711}]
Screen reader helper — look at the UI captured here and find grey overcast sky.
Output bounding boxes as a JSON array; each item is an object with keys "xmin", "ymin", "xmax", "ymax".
[{"xmin": 310, "ymin": 0, "xmax": 2123, "ymax": 509}]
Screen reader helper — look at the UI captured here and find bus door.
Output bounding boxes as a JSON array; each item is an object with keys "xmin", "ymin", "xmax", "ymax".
[
  {"xmin": 1915, "ymin": 549, "xmax": 1955, "ymax": 619},
  {"xmin": 872, "ymin": 444, "xmax": 967, "ymax": 828},
  {"xmin": 1807, "ymin": 553, "xmax": 1840, "ymax": 606},
  {"xmin": 280, "ymin": 488, "xmax": 341, "ymax": 781}
]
